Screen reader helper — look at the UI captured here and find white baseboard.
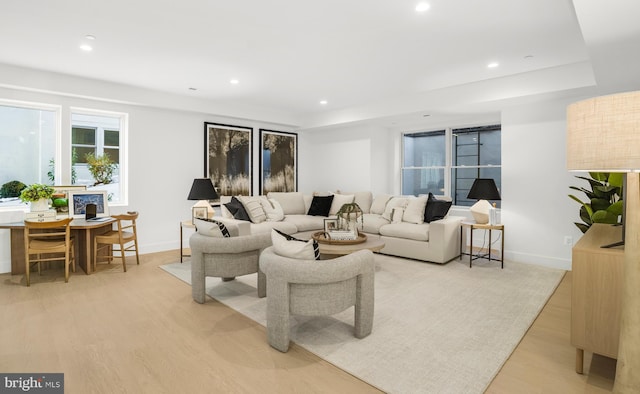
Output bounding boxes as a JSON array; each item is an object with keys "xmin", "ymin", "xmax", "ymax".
[{"xmin": 505, "ymin": 250, "xmax": 571, "ymax": 271}]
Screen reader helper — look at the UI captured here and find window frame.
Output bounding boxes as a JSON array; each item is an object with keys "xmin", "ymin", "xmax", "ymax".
[
  {"xmin": 70, "ymin": 107, "xmax": 128, "ymax": 206},
  {"xmin": 401, "ymin": 124, "xmax": 501, "ymax": 207},
  {"xmin": 0, "ymin": 99, "xmax": 61, "ymax": 211}
]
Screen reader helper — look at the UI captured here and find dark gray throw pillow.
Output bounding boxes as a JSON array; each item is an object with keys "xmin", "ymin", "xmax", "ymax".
[
  {"xmin": 424, "ymin": 193, "xmax": 452, "ymax": 223},
  {"xmin": 307, "ymin": 195, "xmax": 334, "ymax": 216},
  {"xmin": 224, "ymin": 196, "xmax": 251, "ymax": 221}
]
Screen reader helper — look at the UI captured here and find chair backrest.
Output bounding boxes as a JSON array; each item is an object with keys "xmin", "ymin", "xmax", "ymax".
[
  {"xmin": 24, "ymin": 217, "xmax": 73, "ymax": 243},
  {"xmin": 112, "ymin": 211, "xmax": 138, "ymax": 239}
]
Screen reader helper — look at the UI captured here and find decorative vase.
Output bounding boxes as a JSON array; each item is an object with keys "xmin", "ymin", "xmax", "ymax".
[{"xmin": 30, "ymin": 198, "xmax": 49, "ymax": 212}]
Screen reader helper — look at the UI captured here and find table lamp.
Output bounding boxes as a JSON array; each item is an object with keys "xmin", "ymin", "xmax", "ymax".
[
  {"xmin": 466, "ymin": 178, "xmax": 501, "ymax": 224},
  {"xmin": 566, "ymin": 90, "xmax": 640, "ymax": 392},
  {"xmin": 187, "ymin": 178, "xmax": 219, "ymax": 223}
]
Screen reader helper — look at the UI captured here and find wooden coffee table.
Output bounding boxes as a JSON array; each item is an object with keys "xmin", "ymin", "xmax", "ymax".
[{"xmin": 312, "ymin": 232, "xmax": 385, "ymax": 257}]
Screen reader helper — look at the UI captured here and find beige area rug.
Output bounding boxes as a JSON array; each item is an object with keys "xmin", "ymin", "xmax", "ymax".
[{"xmin": 161, "ymin": 255, "xmax": 564, "ymax": 394}]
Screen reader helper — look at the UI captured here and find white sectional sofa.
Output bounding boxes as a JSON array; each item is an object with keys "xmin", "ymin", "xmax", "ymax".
[{"xmin": 212, "ymin": 191, "xmax": 463, "ymax": 264}]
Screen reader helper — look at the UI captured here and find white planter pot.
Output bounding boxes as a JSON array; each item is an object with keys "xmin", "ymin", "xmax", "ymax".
[{"xmin": 30, "ymin": 198, "xmax": 50, "ymax": 212}]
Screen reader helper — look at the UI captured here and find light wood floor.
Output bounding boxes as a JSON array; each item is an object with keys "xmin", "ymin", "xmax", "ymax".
[{"xmin": 0, "ymin": 251, "xmax": 615, "ymax": 393}]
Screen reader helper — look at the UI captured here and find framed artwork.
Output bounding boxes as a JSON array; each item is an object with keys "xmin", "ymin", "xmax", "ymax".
[
  {"xmin": 191, "ymin": 206, "xmax": 208, "ymax": 224},
  {"xmin": 259, "ymin": 129, "xmax": 297, "ymax": 194},
  {"xmin": 52, "ymin": 185, "xmax": 87, "ymax": 215},
  {"xmin": 204, "ymin": 122, "xmax": 253, "ymax": 198},
  {"xmin": 68, "ymin": 190, "xmax": 110, "ymax": 218},
  {"xmin": 324, "ymin": 218, "xmax": 338, "ymax": 233}
]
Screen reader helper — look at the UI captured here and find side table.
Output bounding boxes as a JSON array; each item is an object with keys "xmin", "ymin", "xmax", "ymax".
[
  {"xmin": 460, "ymin": 221, "xmax": 504, "ymax": 268},
  {"xmin": 180, "ymin": 220, "xmax": 196, "ymax": 263}
]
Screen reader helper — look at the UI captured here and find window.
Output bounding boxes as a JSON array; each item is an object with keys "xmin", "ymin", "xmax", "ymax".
[
  {"xmin": 402, "ymin": 124, "xmax": 501, "ymax": 207},
  {"xmin": 0, "ymin": 100, "xmax": 60, "ymax": 209},
  {"xmin": 71, "ymin": 109, "xmax": 128, "ymax": 205}
]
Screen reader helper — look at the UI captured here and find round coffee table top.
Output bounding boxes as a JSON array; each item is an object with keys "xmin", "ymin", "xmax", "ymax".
[{"xmin": 316, "ymin": 234, "xmax": 385, "ymax": 256}]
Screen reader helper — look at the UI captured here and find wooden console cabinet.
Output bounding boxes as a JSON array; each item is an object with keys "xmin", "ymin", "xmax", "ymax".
[{"xmin": 571, "ymin": 223, "xmax": 624, "ymax": 373}]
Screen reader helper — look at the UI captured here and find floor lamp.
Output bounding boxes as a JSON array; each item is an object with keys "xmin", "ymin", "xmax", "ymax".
[{"xmin": 567, "ymin": 90, "xmax": 640, "ymax": 393}]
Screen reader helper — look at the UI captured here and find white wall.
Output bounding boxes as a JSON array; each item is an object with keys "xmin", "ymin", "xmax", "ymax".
[
  {"xmin": 501, "ymin": 97, "xmax": 587, "ymax": 270},
  {"xmin": 298, "ymin": 124, "xmax": 393, "ymax": 196},
  {"xmin": 0, "ymin": 86, "xmax": 294, "ymax": 273}
]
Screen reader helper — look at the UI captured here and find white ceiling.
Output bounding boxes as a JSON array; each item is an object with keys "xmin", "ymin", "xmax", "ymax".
[{"xmin": 0, "ymin": 0, "xmax": 639, "ymax": 129}]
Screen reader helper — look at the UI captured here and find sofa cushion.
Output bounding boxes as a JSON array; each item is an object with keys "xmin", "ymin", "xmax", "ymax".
[
  {"xmin": 224, "ymin": 196, "xmax": 251, "ymax": 221},
  {"xmin": 370, "ymin": 194, "xmax": 393, "ymax": 214},
  {"xmin": 382, "ymin": 197, "xmax": 409, "ymax": 221},
  {"xmin": 285, "ymin": 214, "xmax": 326, "ymax": 232},
  {"xmin": 267, "ymin": 192, "xmax": 306, "ymax": 215},
  {"xmin": 403, "ymin": 195, "xmax": 428, "ymax": 224},
  {"xmin": 245, "ymin": 220, "xmax": 298, "ymax": 235},
  {"xmin": 424, "ymin": 193, "xmax": 452, "ymax": 223},
  {"xmin": 329, "ymin": 193, "xmax": 355, "ymax": 215},
  {"xmin": 271, "ymin": 229, "xmax": 320, "ymax": 260},
  {"xmin": 340, "ymin": 191, "xmax": 373, "ymax": 214},
  {"xmin": 379, "ymin": 222, "xmax": 430, "ymax": 242},
  {"xmin": 238, "ymin": 195, "xmax": 267, "ymax": 223},
  {"xmin": 194, "ymin": 218, "xmax": 235, "ymax": 237},
  {"xmin": 362, "ymin": 213, "xmax": 390, "ymax": 234},
  {"xmin": 261, "ymin": 198, "xmax": 285, "ymax": 222},
  {"xmin": 307, "ymin": 195, "xmax": 334, "ymax": 216}
]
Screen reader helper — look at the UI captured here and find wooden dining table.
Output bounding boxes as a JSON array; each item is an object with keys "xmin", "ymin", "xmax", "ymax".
[{"xmin": 0, "ymin": 217, "xmax": 116, "ymax": 275}]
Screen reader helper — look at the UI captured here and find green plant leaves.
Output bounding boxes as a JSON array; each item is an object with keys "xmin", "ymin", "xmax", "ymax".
[{"xmin": 569, "ymin": 173, "xmax": 623, "ymax": 233}]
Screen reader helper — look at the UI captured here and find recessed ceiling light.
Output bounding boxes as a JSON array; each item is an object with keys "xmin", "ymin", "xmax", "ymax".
[
  {"xmin": 79, "ymin": 44, "xmax": 93, "ymax": 52},
  {"xmin": 85, "ymin": 35, "xmax": 96, "ymax": 40},
  {"xmin": 230, "ymin": 79, "xmax": 239, "ymax": 85},
  {"xmin": 415, "ymin": 2, "xmax": 430, "ymax": 12},
  {"xmin": 487, "ymin": 62, "xmax": 499, "ymax": 68},
  {"xmin": 524, "ymin": 55, "xmax": 534, "ymax": 59},
  {"xmin": 188, "ymin": 87, "xmax": 197, "ymax": 91},
  {"xmin": 320, "ymin": 100, "xmax": 328, "ymax": 105}
]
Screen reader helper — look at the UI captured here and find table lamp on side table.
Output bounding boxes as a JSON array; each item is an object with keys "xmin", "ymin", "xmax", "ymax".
[
  {"xmin": 566, "ymin": 90, "xmax": 640, "ymax": 393},
  {"xmin": 466, "ymin": 178, "xmax": 501, "ymax": 224},
  {"xmin": 187, "ymin": 178, "xmax": 219, "ymax": 223}
]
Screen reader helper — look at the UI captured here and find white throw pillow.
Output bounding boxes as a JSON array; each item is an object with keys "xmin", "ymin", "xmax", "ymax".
[
  {"xmin": 238, "ymin": 196, "xmax": 267, "ymax": 223},
  {"xmin": 392, "ymin": 207, "xmax": 404, "ymax": 223},
  {"xmin": 261, "ymin": 198, "xmax": 285, "ymax": 221},
  {"xmin": 382, "ymin": 197, "xmax": 408, "ymax": 221},
  {"xmin": 271, "ymin": 229, "xmax": 320, "ymax": 260},
  {"xmin": 219, "ymin": 196, "xmax": 233, "ymax": 218},
  {"xmin": 402, "ymin": 195, "xmax": 427, "ymax": 224},
  {"xmin": 370, "ymin": 194, "xmax": 393, "ymax": 215},
  {"xmin": 266, "ymin": 192, "xmax": 306, "ymax": 215},
  {"xmin": 194, "ymin": 218, "xmax": 232, "ymax": 238},
  {"xmin": 329, "ymin": 194, "xmax": 355, "ymax": 215}
]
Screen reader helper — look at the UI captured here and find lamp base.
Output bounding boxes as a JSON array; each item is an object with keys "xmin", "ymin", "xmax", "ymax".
[
  {"xmin": 470, "ymin": 199, "xmax": 492, "ymax": 224},
  {"xmin": 192, "ymin": 200, "xmax": 215, "ymax": 218}
]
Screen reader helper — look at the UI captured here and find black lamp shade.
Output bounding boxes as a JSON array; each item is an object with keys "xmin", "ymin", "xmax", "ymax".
[
  {"xmin": 187, "ymin": 178, "xmax": 219, "ymax": 200},
  {"xmin": 466, "ymin": 178, "xmax": 501, "ymax": 200}
]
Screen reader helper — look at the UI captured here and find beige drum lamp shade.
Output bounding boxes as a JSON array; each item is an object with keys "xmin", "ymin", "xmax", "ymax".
[{"xmin": 566, "ymin": 90, "xmax": 640, "ymax": 172}]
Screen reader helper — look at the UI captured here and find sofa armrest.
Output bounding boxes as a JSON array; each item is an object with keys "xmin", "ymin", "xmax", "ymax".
[
  {"xmin": 210, "ymin": 216, "xmax": 252, "ymax": 236},
  {"xmin": 428, "ymin": 216, "xmax": 463, "ymax": 260}
]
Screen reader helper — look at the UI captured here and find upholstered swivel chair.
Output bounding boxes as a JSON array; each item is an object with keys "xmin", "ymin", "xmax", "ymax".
[
  {"xmin": 24, "ymin": 217, "xmax": 75, "ymax": 286},
  {"xmin": 93, "ymin": 211, "xmax": 140, "ymax": 272},
  {"xmin": 259, "ymin": 247, "xmax": 375, "ymax": 352},
  {"xmin": 189, "ymin": 231, "xmax": 272, "ymax": 303}
]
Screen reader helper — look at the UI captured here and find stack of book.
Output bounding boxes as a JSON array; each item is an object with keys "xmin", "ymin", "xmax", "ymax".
[
  {"xmin": 25, "ymin": 209, "xmax": 57, "ymax": 222},
  {"xmin": 327, "ymin": 229, "xmax": 357, "ymax": 241}
]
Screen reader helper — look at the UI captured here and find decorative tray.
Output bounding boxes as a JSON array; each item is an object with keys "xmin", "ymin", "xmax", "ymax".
[{"xmin": 312, "ymin": 231, "xmax": 367, "ymax": 245}]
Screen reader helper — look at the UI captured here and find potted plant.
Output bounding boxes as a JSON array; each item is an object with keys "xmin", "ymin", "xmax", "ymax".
[
  {"xmin": 336, "ymin": 202, "xmax": 364, "ymax": 233},
  {"xmin": 569, "ymin": 172, "xmax": 623, "ymax": 233},
  {"xmin": 19, "ymin": 183, "xmax": 55, "ymax": 212}
]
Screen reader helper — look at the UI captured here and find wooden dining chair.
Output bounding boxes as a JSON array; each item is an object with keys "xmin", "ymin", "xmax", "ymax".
[
  {"xmin": 24, "ymin": 217, "xmax": 75, "ymax": 286},
  {"xmin": 93, "ymin": 211, "xmax": 140, "ymax": 272}
]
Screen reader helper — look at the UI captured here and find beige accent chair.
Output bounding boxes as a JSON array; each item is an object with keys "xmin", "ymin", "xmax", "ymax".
[
  {"xmin": 259, "ymin": 247, "xmax": 375, "ymax": 352},
  {"xmin": 93, "ymin": 212, "xmax": 140, "ymax": 272},
  {"xmin": 189, "ymin": 232, "xmax": 272, "ymax": 303},
  {"xmin": 24, "ymin": 217, "xmax": 75, "ymax": 286}
]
